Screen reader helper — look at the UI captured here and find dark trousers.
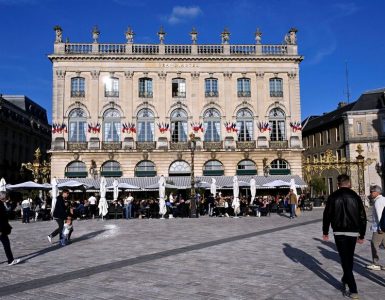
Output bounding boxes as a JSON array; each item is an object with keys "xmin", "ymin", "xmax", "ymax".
[
  {"xmin": 0, "ymin": 234, "xmax": 14, "ymax": 263},
  {"xmin": 334, "ymin": 235, "xmax": 358, "ymax": 294},
  {"xmin": 49, "ymin": 218, "xmax": 64, "ymax": 239},
  {"xmin": 22, "ymin": 208, "xmax": 30, "ymax": 223}
]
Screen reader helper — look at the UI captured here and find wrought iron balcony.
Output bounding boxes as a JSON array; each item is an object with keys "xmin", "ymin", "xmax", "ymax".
[
  {"xmin": 67, "ymin": 142, "xmax": 87, "ymax": 150},
  {"xmin": 102, "ymin": 141, "xmax": 122, "ymax": 150},
  {"xmin": 205, "ymin": 91, "xmax": 219, "ymax": 97},
  {"xmin": 170, "ymin": 141, "xmax": 189, "ymax": 150},
  {"xmin": 269, "ymin": 140, "xmax": 288, "ymax": 149},
  {"xmin": 236, "ymin": 140, "xmax": 256, "ymax": 149},
  {"xmin": 136, "ymin": 141, "xmax": 156, "ymax": 150},
  {"xmin": 237, "ymin": 91, "xmax": 251, "ymax": 97},
  {"xmin": 105, "ymin": 91, "xmax": 119, "ymax": 98},
  {"xmin": 71, "ymin": 90, "xmax": 85, "ymax": 98},
  {"xmin": 203, "ymin": 141, "xmax": 223, "ymax": 150},
  {"xmin": 270, "ymin": 91, "xmax": 283, "ymax": 98},
  {"xmin": 139, "ymin": 91, "xmax": 153, "ymax": 98}
]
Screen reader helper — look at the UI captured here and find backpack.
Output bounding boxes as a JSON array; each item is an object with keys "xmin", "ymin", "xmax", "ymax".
[{"xmin": 380, "ymin": 207, "xmax": 385, "ymax": 232}]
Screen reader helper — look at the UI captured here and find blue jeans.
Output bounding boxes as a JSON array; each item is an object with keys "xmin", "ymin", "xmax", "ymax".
[
  {"xmin": 290, "ymin": 204, "xmax": 296, "ymax": 218},
  {"xmin": 125, "ymin": 204, "xmax": 132, "ymax": 219},
  {"xmin": 22, "ymin": 208, "xmax": 30, "ymax": 223}
]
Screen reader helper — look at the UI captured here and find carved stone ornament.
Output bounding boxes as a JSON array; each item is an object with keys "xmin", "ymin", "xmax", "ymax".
[
  {"xmin": 73, "ymin": 153, "xmax": 80, "ymax": 160},
  {"xmin": 108, "ymin": 152, "xmax": 114, "ymax": 160},
  {"xmin": 243, "ymin": 151, "xmax": 250, "ymax": 159},
  {"xmin": 210, "ymin": 151, "xmax": 217, "ymax": 159},
  {"xmin": 91, "ymin": 70, "xmax": 100, "ymax": 80},
  {"xmin": 143, "ymin": 151, "xmax": 149, "ymax": 160},
  {"xmin": 191, "ymin": 71, "xmax": 200, "ymax": 80},
  {"xmin": 158, "ymin": 71, "xmax": 167, "ymax": 80},
  {"xmin": 223, "ymin": 71, "xmax": 232, "ymax": 79},
  {"xmin": 277, "ymin": 150, "xmax": 283, "ymax": 159},
  {"xmin": 256, "ymin": 71, "xmax": 264, "ymax": 79},
  {"xmin": 288, "ymin": 71, "xmax": 297, "ymax": 79},
  {"xmin": 125, "ymin": 27, "xmax": 134, "ymax": 43},
  {"xmin": 255, "ymin": 28, "xmax": 262, "ymax": 44},
  {"xmin": 177, "ymin": 152, "xmax": 183, "ymax": 160},
  {"xmin": 190, "ymin": 27, "xmax": 198, "ymax": 44},
  {"xmin": 124, "ymin": 71, "xmax": 133, "ymax": 79},
  {"xmin": 56, "ymin": 70, "xmax": 65, "ymax": 79},
  {"xmin": 92, "ymin": 26, "xmax": 100, "ymax": 43},
  {"xmin": 54, "ymin": 25, "xmax": 63, "ymax": 43}
]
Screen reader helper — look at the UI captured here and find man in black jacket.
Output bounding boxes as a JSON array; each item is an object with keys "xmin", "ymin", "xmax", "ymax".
[
  {"xmin": 323, "ymin": 174, "xmax": 366, "ymax": 299},
  {"xmin": 47, "ymin": 189, "xmax": 69, "ymax": 243},
  {"xmin": 0, "ymin": 192, "xmax": 20, "ymax": 265}
]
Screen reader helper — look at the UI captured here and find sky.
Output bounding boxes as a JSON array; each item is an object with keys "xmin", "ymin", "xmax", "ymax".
[{"xmin": 0, "ymin": 0, "xmax": 384, "ymax": 123}]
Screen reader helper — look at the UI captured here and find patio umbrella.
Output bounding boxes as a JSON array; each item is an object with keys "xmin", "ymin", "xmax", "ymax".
[
  {"xmin": 98, "ymin": 177, "xmax": 108, "ymax": 218},
  {"xmin": 145, "ymin": 182, "xmax": 180, "ymax": 189},
  {"xmin": 0, "ymin": 178, "xmax": 6, "ymax": 192},
  {"xmin": 290, "ymin": 178, "xmax": 298, "ymax": 197},
  {"xmin": 51, "ymin": 178, "xmax": 58, "ymax": 214},
  {"xmin": 107, "ymin": 182, "xmax": 141, "ymax": 190},
  {"xmin": 195, "ymin": 181, "xmax": 211, "ymax": 189},
  {"xmin": 262, "ymin": 179, "xmax": 291, "ymax": 188},
  {"xmin": 232, "ymin": 176, "xmax": 240, "ymax": 217},
  {"xmin": 7, "ymin": 181, "xmax": 50, "ymax": 190},
  {"xmin": 57, "ymin": 180, "xmax": 93, "ymax": 190},
  {"xmin": 250, "ymin": 178, "xmax": 257, "ymax": 203},
  {"xmin": 113, "ymin": 179, "xmax": 119, "ymax": 201},
  {"xmin": 210, "ymin": 178, "xmax": 217, "ymax": 196},
  {"xmin": 158, "ymin": 175, "xmax": 167, "ymax": 218}
]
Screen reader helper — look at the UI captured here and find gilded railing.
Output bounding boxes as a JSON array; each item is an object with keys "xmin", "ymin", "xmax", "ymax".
[{"xmin": 136, "ymin": 141, "xmax": 156, "ymax": 150}]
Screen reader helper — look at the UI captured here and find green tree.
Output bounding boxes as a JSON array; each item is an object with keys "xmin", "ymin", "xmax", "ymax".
[{"xmin": 310, "ymin": 176, "xmax": 326, "ymax": 196}]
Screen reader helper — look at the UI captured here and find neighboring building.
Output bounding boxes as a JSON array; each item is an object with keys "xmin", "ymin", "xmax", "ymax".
[
  {"xmin": 49, "ymin": 26, "xmax": 304, "ymax": 180},
  {"xmin": 0, "ymin": 94, "xmax": 51, "ymax": 183},
  {"xmin": 302, "ymin": 88, "xmax": 385, "ymax": 195}
]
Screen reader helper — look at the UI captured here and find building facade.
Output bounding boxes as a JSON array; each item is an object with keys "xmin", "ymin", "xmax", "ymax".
[
  {"xmin": 49, "ymin": 26, "xmax": 304, "ymax": 180},
  {"xmin": 0, "ymin": 95, "xmax": 51, "ymax": 183},
  {"xmin": 302, "ymin": 88, "xmax": 385, "ymax": 195}
]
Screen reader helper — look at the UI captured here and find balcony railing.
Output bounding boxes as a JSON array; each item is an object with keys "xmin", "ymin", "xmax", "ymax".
[
  {"xmin": 205, "ymin": 91, "xmax": 219, "ymax": 97},
  {"xmin": 105, "ymin": 91, "xmax": 119, "ymax": 97},
  {"xmin": 139, "ymin": 91, "xmax": 153, "ymax": 98},
  {"xmin": 237, "ymin": 91, "xmax": 251, "ymax": 97},
  {"xmin": 262, "ymin": 45, "xmax": 287, "ymax": 55},
  {"xmin": 172, "ymin": 91, "xmax": 186, "ymax": 98},
  {"xmin": 203, "ymin": 141, "xmax": 223, "ymax": 150},
  {"xmin": 230, "ymin": 45, "xmax": 256, "ymax": 55},
  {"xmin": 65, "ymin": 43, "xmax": 92, "ymax": 54},
  {"xmin": 136, "ymin": 141, "xmax": 156, "ymax": 150},
  {"xmin": 102, "ymin": 142, "xmax": 122, "ymax": 150},
  {"xmin": 67, "ymin": 142, "xmax": 87, "ymax": 150},
  {"xmin": 198, "ymin": 45, "xmax": 223, "ymax": 54},
  {"xmin": 132, "ymin": 44, "xmax": 159, "ymax": 54},
  {"xmin": 170, "ymin": 142, "xmax": 189, "ymax": 150},
  {"xmin": 98, "ymin": 44, "xmax": 126, "ymax": 54},
  {"xmin": 270, "ymin": 91, "xmax": 283, "ymax": 97},
  {"xmin": 269, "ymin": 140, "xmax": 288, "ymax": 149},
  {"xmin": 236, "ymin": 140, "xmax": 256, "ymax": 149},
  {"xmin": 71, "ymin": 90, "xmax": 85, "ymax": 98},
  {"xmin": 165, "ymin": 45, "xmax": 192, "ymax": 54}
]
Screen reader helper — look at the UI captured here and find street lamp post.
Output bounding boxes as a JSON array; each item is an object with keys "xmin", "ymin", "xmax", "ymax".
[{"xmin": 189, "ymin": 133, "xmax": 197, "ymax": 218}]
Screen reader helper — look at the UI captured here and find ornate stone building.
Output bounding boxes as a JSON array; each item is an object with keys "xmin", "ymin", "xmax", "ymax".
[
  {"xmin": 0, "ymin": 95, "xmax": 51, "ymax": 183},
  {"xmin": 302, "ymin": 88, "xmax": 385, "ymax": 195},
  {"xmin": 49, "ymin": 26, "xmax": 304, "ymax": 180}
]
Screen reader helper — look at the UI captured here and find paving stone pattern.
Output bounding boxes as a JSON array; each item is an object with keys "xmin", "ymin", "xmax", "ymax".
[{"xmin": 1, "ymin": 209, "xmax": 385, "ymax": 299}]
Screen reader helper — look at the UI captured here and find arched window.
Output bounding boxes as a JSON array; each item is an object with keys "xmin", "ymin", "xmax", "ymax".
[
  {"xmin": 171, "ymin": 108, "xmax": 188, "ymax": 142},
  {"xmin": 65, "ymin": 161, "xmax": 87, "ymax": 178},
  {"xmin": 205, "ymin": 78, "xmax": 218, "ymax": 97},
  {"xmin": 269, "ymin": 159, "xmax": 290, "ymax": 175},
  {"xmin": 139, "ymin": 77, "xmax": 153, "ymax": 98},
  {"xmin": 237, "ymin": 78, "xmax": 251, "ymax": 97},
  {"xmin": 169, "ymin": 160, "xmax": 191, "ymax": 176},
  {"xmin": 172, "ymin": 78, "xmax": 186, "ymax": 98},
  {"xmin": 135, "ymin": 160, "xmax": 157, "ymax": 177},
  {"xmin": 104, "ymin": 77, "xmax": 119, "ymax": 97},
  {"xmin": 103, "ymin": 109, "xmax": 121, "ymax": 142},
  {"xmin": 269, "ymin": 108, "xmax": 286, "ymax": 141},
  {"xmin": 236, "ymin": 108, "xmax": 253, "ymax": 141},
  {"xmin": 137, "ymin": 108, "xmax": 154, "ymax": 142},
  {"xmin": 68, "ymin": 108, "xmax": 87, "ymax": 142},
  {"xmin": 203, "ymin": 160, "xmax": 224, "ymax": 176},
  {"xmin": 236, "ymin": 159, "xmax": 257, "ymax": 175},
  {"xmin": 101, "ymin": 160, "xmax": 122, "ymax": 177},
  {"xmin": 71, "ymin": 77, "xmax": 85, "ymax": 97},
  {"xmin": 269, "ymin": 78, "xmax": 283, "ymax": 97},
  {"xmin": 203, "ymin": 108, "xmax": 221, "ymax": 142}
]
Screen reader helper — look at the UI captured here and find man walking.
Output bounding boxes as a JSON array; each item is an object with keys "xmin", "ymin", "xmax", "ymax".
[
  {"xmin": 48, "ymin": 189, "xmax": 69, "ymax": 243},
  {"xmin": 288, "ymin": 189, "xmax": 298, "ymax": 219},
  {"xmin": 0, "ymin": 192, "xmax": 20, "ymax": 265},
  {"xmin": 323, "ymin": 174, "xmax": 367, "ymax": 299},
  {"xmin": 88, "ymin": 193, "xmax": 97, "ymax": 219},
  {"xmin": 366, "ymin": 185, "xmax": 385, "ymax": 271}
]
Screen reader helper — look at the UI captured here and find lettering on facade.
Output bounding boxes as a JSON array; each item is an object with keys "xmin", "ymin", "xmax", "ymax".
[{"xmin": 161, "ymin": 63, "xmax": 199, "ymax": 68}]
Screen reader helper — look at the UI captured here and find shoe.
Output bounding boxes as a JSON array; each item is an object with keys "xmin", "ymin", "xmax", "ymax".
[
  {"xmin": 347, "ymin": 292, "xmax": 359, "ymax": 299},
  {"xmin": 47, "ymin": 235, "xmax": 52, "ymax": 244},
  {"xmin": 8, "ymin": 259, "xmax": 20, "ymax": 266},
  {"xmin": 367, "ymin": 264, "xmax": 381, "ymax": 270},
  {"xmin": 340, "ymin": 281, "xmax": 347, "ymax": 293},
  {"xmin": 381, "ymin": 266, "xmax": 385, "ymax": 270}
]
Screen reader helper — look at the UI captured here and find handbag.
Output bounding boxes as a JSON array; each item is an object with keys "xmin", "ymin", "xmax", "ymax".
[{"xmin": 295, "ymin": 206, "xmax": 301, "ymax": 217}]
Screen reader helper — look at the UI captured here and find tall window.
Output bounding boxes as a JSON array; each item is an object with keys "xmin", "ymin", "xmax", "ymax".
[
  {"xmin": 269, "ymin": 108, "xmax": 286, "ymax": 141},
  {"xmin": 203, "ymin": 160, "xmax": 224, "ymax": 176},
  {"xmin": 205, "ymin": 78, "xmax": 218, "ymax": 97},
  {"xmin": 320, "ymin": 132, "xmax": 324, "ymax": 146},
  {"xmin": 103, "ymin": 109, "xmax": 121, "ymax": 142},
  {"xmin": 237, "ymin": 78, "xmax": 251, "ymax": 97},
  {"xmin": 236, "ymin": 159, "xmax": 257, "ymax": 175},
  {"xmin": 137, "ymin": 108, "xmax": 154, "ymax": 142},
  {"xmin": 71, "ymin": 77, "xmax": 85, "ymax": 97},
  {"xmin": 169, "ymin": 160, "xmax": 191, "ymax": 176},
  {"xmin": 68, "ymin": 108, "xmax": 87, "ymax": 142},
  {"xmin": 172, "ymin": 78, "xmax": 186, "ymax": 98},
  {"xmin": 135, "ymin": 160, "xmax": 156, "ymax": 177},
  {"xmin": 326, "ymin": 129, "xmax": 331, "ymax": 144},
  {"xmin": 65, "ymin": 161, "xmax": 87, "ymax": 178},
  {"xmin": 356, "ymin": 122, "xmax": 363, "ymax": 135},
  {"xmin": 203, "ymin": 108, "xmax": 221, "ymax": 142},
  {"xmin": 336, "ymin": 126, "xmax": 341, "ymax": 142},
  {"xmin": 101, "ymin": 160, "xmax": 121, "ymax": 177},
  {"xmin": 269, "ymin": 78, "xmax": 283, "ymax": 97},
  {"xmin": 104, "ymin": 77, "xmax": 119, "ymax": 97},
  {"xmin": 171, "ymin": 109, "xmax": 188, "ymax": 142},
  {"xmin": 236, "ymin": 108, "xmax": 253, "ymax": 141},
  {"xmin": 139, "ymin": 77, "xmax": 153, "ymax": 98},
  {"xmin": 270, "ymin": 159, "xmax": 290, "ymax": 175}
]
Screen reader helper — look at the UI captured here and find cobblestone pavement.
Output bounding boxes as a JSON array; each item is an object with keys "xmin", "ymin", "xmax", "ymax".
[{"xmin": 1, "ymin": 209, "xmax": 385, "ymax": 300}]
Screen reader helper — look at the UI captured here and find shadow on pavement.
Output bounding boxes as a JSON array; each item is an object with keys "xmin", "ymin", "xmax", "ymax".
[{"xmin": 282, "ymin": 243, "xmax": 341, "ymax": 291}]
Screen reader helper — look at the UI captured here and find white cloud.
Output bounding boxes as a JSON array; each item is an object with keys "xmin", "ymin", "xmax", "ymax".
[
  {"xmin": 165, "ymin": 6, "xmax": 202, "ymax": 25},
  {"xmin": 307, "ymin": 42, "xmax": 337, "ymax": 65}
]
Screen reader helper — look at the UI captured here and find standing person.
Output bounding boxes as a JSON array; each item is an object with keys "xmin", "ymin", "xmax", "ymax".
[
  {"xmin": 366, "ymin": 185, "xmax": 385, "ymax": 271},
  {"xmin": 322, "ymin": 174, "xmax": 367, "ymax": 299},
  {"xmin": 0, "ymin": 192, "xmax": 20, "ymax": 265},
  {"xmin": 287, "ymin": 189, "xmax": 298, "ymax": 219},
  {"xmin": 88, "ymin": 193, "xmax": 97, "ymax": 219},
  {"xmin": 47, "ymin": 189, "xmax": 69, "ymax": 244},
  {"xmin": 123, "ymin": 193, "xmax": 134, "ymax": 219},
  {"xmin": 21, "ymin": 197, "xmax": 32, "ymax": 223}
]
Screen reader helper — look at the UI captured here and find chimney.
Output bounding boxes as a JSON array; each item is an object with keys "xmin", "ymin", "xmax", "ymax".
[{"xmin": 337, "ymin": 101, "xmax": 347, "ymax": 108}]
